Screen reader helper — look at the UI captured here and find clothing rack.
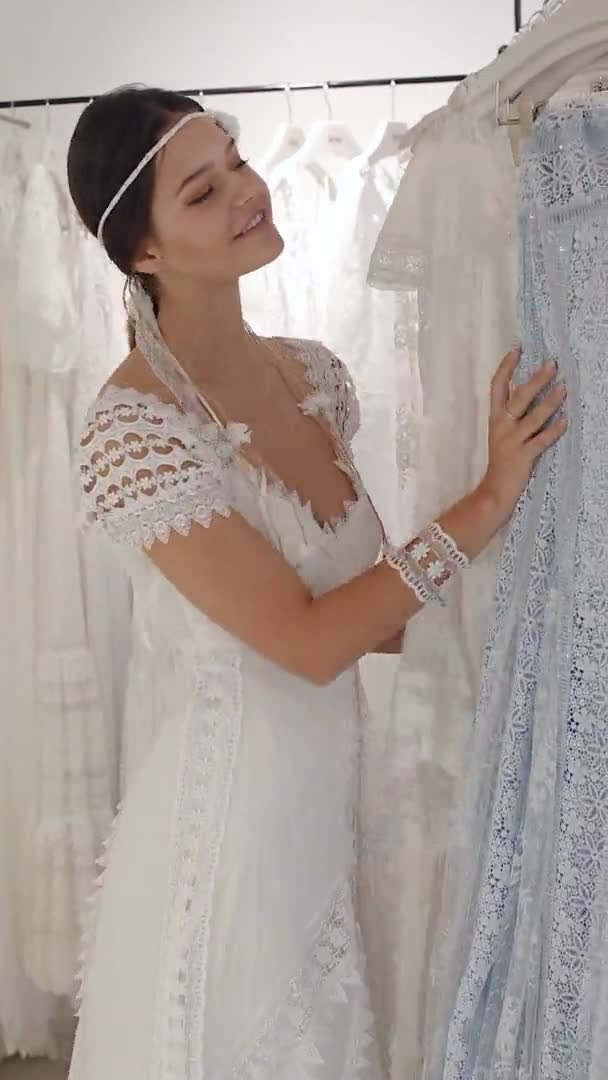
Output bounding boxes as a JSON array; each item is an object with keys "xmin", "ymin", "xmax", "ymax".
[
  {"xmin": 0, "ymin": 74, "xmax": 466, "ymax": 111},
  {"xmin": 0, "ymin": 0, "xmax": 524, "ymax": 112}
]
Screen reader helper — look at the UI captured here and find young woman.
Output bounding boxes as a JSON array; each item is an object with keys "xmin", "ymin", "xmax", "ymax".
[{"xmin": 66, "ymin": 86, "xmax": 566, "ymax": 1080}]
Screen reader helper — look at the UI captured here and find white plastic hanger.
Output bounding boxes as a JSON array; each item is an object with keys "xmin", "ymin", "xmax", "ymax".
[
  {"xmin": 0, "ymin": 103, "xmax": 30, "ymax": 130},
  {"xmin": 452, "ymin": 0, "xmax": 608, "ymax": 124},
  {"xmin": 260, "ymin": 86, "xmax": 306, "ymax": 173},
  {"xmin": 294, "ymin": 83, "xmax": 361, "ymax": 165},
  {"xmin": 363, "ymin": 81, "xmax": 409, "ymax": 166},
  {"xmin": 398, "ymin": 0, "xmax": 608, "ymax": 162}
]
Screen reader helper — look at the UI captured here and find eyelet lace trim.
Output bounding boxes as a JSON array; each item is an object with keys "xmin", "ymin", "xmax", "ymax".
[
  {"xmin": 155, "ymin": 650, "xmax": 242, "ymax": 1079},
  {"xmin": 77, "ymin": 392, "xmax": 239, "ymax": 549}
]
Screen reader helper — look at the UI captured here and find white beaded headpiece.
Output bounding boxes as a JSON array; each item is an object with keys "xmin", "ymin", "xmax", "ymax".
[{"xmin": 96, "ymin": 110, "xmax": 208, "ymax": 245}]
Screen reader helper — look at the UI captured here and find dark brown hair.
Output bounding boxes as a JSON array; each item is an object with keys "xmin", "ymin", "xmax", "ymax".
[{"xmin": 67, "ymin": 86, "xmax": 204, "ymax": 344}]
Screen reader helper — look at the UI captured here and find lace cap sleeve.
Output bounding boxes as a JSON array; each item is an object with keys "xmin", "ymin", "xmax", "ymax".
[
  {"xmin": 299, "ymin": 341, "xmax": 360, "ymax": 444},
  {"xmin": 76, "ymin": 391, "xmax": 234, "ymax": 550}
]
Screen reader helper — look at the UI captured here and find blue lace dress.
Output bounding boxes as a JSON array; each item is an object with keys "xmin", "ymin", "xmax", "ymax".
[{"xmin": 426, "ymin": 106, "xmax": 608, "ymax": 1080}]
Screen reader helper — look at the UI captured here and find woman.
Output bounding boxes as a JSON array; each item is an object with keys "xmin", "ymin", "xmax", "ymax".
[{"xmin": 66, "ymin": 86, "xmax": 566, "ymax": 1080}]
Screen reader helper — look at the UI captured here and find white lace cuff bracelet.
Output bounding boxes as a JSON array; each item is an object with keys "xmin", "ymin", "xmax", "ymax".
[{"xmin": 384, "ymin": 522, "xmax": 470, "ymax": 607}]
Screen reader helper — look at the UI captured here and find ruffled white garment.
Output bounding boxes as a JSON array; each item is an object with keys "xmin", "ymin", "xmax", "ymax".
[{"xmin": 367, "ymin": 107, "xmax": 519, "ymax": 1080}]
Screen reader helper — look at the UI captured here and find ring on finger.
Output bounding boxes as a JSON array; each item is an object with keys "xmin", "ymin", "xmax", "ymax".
[{"xmin": 505, "ymin": 402, "xmax": 520, "ymax": 421}]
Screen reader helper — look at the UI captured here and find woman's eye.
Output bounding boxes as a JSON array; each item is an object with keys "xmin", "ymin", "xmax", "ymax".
[{"xmin": 189, "ymin": 188, "xmax": 213, "ymax": 205}]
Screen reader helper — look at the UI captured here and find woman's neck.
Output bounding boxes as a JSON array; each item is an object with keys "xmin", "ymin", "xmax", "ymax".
[{"xmin": 156, "ymin": 279, "xmax": 251, "ymax": 386}]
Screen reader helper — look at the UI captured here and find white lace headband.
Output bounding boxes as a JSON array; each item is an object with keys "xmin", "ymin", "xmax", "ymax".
[{"xmin": 96, "ymin": 110, "xmax": 209, "ymax": 244}]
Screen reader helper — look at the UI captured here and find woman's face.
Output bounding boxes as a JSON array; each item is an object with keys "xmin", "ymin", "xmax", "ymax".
[{"xmin": 135, "ymin": 115, "xmax": 283, "ymax": 287}]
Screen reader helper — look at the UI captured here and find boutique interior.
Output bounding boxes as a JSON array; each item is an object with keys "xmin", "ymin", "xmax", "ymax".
[{"xmin": 2, "ymin": 1, "xmax": 607, "ymax": 1078}]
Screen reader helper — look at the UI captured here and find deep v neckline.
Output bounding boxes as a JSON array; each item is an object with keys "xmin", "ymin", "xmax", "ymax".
[
  {"xmin": 186, "ymin": 344, "xmax": 363, "ymax": 535},
  {"xmin": 130, "ymin": 304, "xmax": 365, "ymax": 537}
]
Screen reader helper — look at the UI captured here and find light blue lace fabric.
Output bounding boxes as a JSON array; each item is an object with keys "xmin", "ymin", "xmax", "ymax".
[{"xmin": 425, "ymin": 106, "xmax": 608, "ymax": 1080}]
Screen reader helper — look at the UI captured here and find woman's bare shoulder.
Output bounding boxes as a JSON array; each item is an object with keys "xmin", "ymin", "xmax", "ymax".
[{"xmin": 98, "ymin": 347, "xmax": 176, "ymax": 405}]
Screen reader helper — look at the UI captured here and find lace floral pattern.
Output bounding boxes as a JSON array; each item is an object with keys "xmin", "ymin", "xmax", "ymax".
[
  {"xmin": 426, "ymin": 107, "xmax": 608, "ymax": 1080},
  {"xmin": 233, "ymin": 882, "xmax": 360, "ymax": 1079},
  {"xmin": 297, "ymin": 340, "xmax": 361, "ymax": 445}
]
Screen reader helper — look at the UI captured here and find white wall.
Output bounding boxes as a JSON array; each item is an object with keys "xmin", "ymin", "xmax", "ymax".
[{"xmin": 2, "ymin": 0, "xmax": 516, "ymax": 160}]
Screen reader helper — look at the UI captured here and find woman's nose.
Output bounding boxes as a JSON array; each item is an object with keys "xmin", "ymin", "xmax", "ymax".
[{"xmin": 234, "ymin": 185, "xmax": 256, "ymax": 208}]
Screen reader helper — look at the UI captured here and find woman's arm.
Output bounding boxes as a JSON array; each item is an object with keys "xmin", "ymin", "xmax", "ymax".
[
  {"xmin": 374, "ymin": 633, "xmax": 405, "ymax": 655},
  {"xmin": 148, "ymin": 485, "xmax": 499, "ymax": 685},
  {"xmin": 147, "ymin": 350, "xmax": 565, "ymax": 684}
]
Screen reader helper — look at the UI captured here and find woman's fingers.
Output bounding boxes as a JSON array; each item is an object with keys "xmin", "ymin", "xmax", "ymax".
[
  {"xmin": 528, "ymin": 415, "xmax": 568, "ymax": 459},
  {"xmin": 490, "ymin": 347, "xmax": 522, "ymax": 418},
  {"xmin": 518, "ymin": 381, "xmax": 567, "ymax": 441},
  {"xmin": 508, "ymin": 359, "xmax": 558, "ymax": 420}
]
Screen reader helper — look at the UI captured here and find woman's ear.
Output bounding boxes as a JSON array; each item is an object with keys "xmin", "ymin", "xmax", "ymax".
[{"xmin": 132, "ymin": 244, "xmax": 163, "ymax": 276}]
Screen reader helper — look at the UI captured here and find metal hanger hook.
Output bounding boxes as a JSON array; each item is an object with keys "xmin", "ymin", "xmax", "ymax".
[
  {"xmin": 284, "ymin": 84, "xmax": 294, "ymax": 124},
  {"xmin": 322, "ymin": 83, "xmax": 333, "ymax": 121}
]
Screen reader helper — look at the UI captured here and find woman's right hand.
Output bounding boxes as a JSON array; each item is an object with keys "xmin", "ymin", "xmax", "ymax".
[{"xmin": 477, "ymin": 347, "xmax": 568, "ymax": 529}]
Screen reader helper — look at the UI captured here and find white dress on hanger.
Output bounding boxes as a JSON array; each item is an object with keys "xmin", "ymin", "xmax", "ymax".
[
  {"xmin": 321, "ymin": 156, "xmax": 401, "ymax": 538},
  {"xmin": 244, "ymin": 159, "xmax": 336, "ymax": 340},
  {"xmin": 11, "ymin": 157, "xmax": 114, "ymax": 1000},
  {"xmin": 0, "ymin": 132, "xmax": 66, "ymax": 1060},
  {"xmin": 69, "ymin": 332, "xmax": 385, "ymax": 1080},
  {"xmin": 72, "ymin": 228, "xmax": 132, "ymax": 798},
  {"xmin": 366, "ymin": 107, "xmax": 519, "ymax": 1080}
]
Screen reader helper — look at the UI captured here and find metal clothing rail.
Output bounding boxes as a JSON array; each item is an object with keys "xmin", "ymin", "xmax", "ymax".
[
  {"xmin": 0, "ymin": 73, "xmax": 466, "ymax": 111},
  {"xmin": 0, "ymin": 0, "xmax": 523, "ymax": 112}
]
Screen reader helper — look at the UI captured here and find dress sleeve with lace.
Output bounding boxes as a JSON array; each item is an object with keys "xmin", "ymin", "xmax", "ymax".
[
  {"xmin": 295, "ymin": 340, "xmax": 361, "ymax": 445},
  {"xmin": 76, "ymin": 388, "xmax": 234, "ymax": 550}
]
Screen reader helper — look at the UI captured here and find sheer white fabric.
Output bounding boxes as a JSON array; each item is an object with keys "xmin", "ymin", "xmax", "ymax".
[
  {"xmin": 0, "ymin": 143, "xmax": 131, "ymax": 1056},
  {"xmin": 0, "ymin": 133, "xmax": 66, "ymax": 1059},
  {"xmin": 321, "ymin": 156, "xmax": 401, "ymax": 538},
  {"xmin": 72, "ymin": 230, "xmax": 132, "ymax": 799},
  {"xmin": 70, "ymin": 333, "xmax": 386, "ymax": 1080},
  {"xmin": 9, "ymin": 160, "xmax": 115, "ymax": 1000},
  {"xmin": 367, "ymin": 108, "xmax": 519, "ymax": 1080}
]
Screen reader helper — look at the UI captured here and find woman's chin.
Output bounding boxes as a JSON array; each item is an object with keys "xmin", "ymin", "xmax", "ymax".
[{"xmin": 239, "ymin": 226, "xmax": 284, "ymax": 276}]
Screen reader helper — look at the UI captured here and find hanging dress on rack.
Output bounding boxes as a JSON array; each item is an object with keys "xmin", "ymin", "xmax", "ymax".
[
  {"xmin": 426, "ymin": 103, "xmax": 608, "ymax": 1080},
  {"xmin": 0, "ymin": 128, "xmax": 65, "ymax": 1061},
  {"xmin": 366, "ymin": 105, "xmax": 518, "ymax": 1080},
  {"xmin": 72, "ymin": 227, "xmax": 132, "ymax": 797},
  {"xmin": 69, "ymin": 304, "xmax": 385, "ymax": 1080},
  {"xmin": 11, "ymin": 153, "xmax": 115, "ymax": 1001}
]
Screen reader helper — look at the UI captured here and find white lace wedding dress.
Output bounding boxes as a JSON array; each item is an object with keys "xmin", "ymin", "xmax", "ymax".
[{"xmin": 69, "ymin": 329, "xmax": 385, "ymax": 1080}]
